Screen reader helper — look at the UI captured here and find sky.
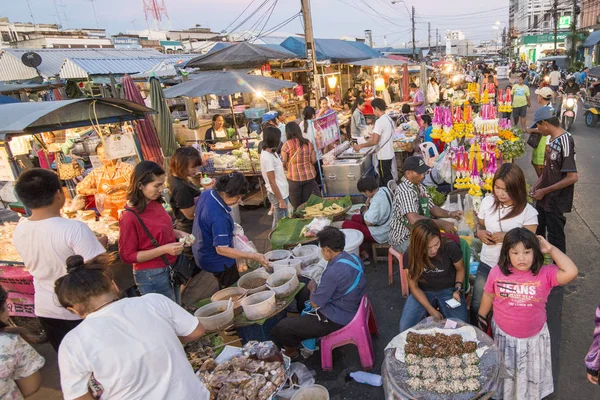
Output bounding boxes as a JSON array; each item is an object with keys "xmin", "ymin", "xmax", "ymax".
[{"xmin": 3, "ymin": 0, "xmax": 509, "ymax": 47}]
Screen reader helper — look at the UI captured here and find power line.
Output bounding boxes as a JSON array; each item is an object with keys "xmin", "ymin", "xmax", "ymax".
[
  {"xmin": 356, "ymin": 0, "xmax": 407, "ymax": 28},
  {"xmin": 418, "ymin": 6, "xmax": 508, "ymax": 19},
  {"xmin": 220, "ymin": 0, "xmax": 258, "ymax": 33},
  {"xmin": 251, "ymin": 0, "xmax": 279, "ymax": 42},
  {"xmin": 255, "ymin": 12, "xmax": 301, "ymax": 40}
]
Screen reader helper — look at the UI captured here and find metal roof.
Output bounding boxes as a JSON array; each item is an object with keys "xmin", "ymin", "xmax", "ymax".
[
  {"xmin": 0, "ymin": 48, "xmax": 164, "ymax": 80},
  {"xmin": 0, "ymin": 98, "xmax": 155, "ymax": 137},
  {"xmin": 60, "ymin": 57, "xmax": 168, "ymax": 78}
]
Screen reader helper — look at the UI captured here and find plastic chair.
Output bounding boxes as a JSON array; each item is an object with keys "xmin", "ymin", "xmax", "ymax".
[
  {"xmin": 388, "ymin": 247, "xmax": 409, "ymax": 297},
  {"xmin": 419, "ymin": 142, "xmax": 439, "ymax": 164},
  {"xmin": 387, "ymin": 179, "xmax": 398, "ymax": 193},
  {"xmin": 320, "ymin": 295, "xmax": 378, "ymax": 371}
]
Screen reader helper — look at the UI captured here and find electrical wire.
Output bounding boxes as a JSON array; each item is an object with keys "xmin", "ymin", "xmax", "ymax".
[
  {"xmin": 220, "ymin": 0, "xmax": 258, "ymax": 33},
  {"xmin": 255, "ymin": 12, "xmax": 302, "ymax": 40},
  {"xmin": 251, "ymin": 0, "xmax": 279, "ymax": 42},
  {"xmin": 356, "ymin": 0, "xmax": 407, "ymax": 28},
  {"xmin": 225, "ymin": 0, "xmax": 272, "ymax": 36}
]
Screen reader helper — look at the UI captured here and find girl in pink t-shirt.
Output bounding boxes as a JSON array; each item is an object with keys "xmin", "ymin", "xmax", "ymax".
[{"xmin": 478, "ymin": 228, "xmax": 578, "ymax": 400}]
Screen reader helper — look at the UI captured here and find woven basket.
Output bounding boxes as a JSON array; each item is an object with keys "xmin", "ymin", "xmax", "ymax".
[{"xmin": 294, "ymin": 196, "xmax": 351, "ymax": 222}]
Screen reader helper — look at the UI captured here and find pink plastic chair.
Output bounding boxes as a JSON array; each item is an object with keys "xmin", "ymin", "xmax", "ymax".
[
  {"xmin": 388, "ymin": 247, "xmax": 409, "ymax": 297},
  {"xmin": 320, "ymin": 295, "xmax": 379, "ymax": 371}
]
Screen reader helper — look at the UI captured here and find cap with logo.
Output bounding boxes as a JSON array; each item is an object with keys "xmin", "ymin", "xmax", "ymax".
[
  {"xmin": 534, "ymin": 87, "xmax": 553, "ymax": 99},
  {"xmin": 402, "ymin": 156, "xmax": 431, "ymax": 174}
]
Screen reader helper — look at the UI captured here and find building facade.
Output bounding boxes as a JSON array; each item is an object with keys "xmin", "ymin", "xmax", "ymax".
[{"xmin": 581, "ymin": 0, "xmax": 600, "ymax": 30}]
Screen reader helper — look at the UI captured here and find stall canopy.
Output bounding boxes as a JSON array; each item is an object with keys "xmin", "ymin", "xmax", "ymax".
[
  {"xmin": 280, "ymin": 37, "xmax": 381, "ymax": 62},
  {"xmin": 185, "ymin": 42, "xmax": 296, "ymax": 70},
  {"xmin": 163, "ymin": 70, "xmax": 296, "ymax": 98},
  {"xmin": 0, "ymin": 98, "xmax": 155, "ymax": 137},
  {"xmin": 0, "ymin": 95, "xmax": 21, "ymax": 105},
  {"xmin": 350, "ymin": 57, "xmax": 407, "ymax": 67},
  {"xmin": 0, "ymin": 82, "xmax": 60, "ymax": 94},
  {"xmin": 583, "ymin": 30, "xmax": 600, "ymax": 48}
]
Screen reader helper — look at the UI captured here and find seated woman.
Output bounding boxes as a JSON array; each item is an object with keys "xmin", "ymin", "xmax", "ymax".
[
  {"xmin": 0, "ymin": 285, "xmax": 45, "ymax": 400},
  {"xmin": 342, "ymin": 175, "xmax": 392, "ymax": 252},
  {"xmin": 271, "ymin": 227, "xmax": 367, "ymax": 359},
  {"xmin": 396, "ymin": 103, "xmax": 412, "ymax": 127},
  {"xmin": 399, "ymin": 219, "xmax": 467, "ymax": 332},
  {"xmin": 56, "ymin": 254, "xmax": 210, "ymax": 400}
]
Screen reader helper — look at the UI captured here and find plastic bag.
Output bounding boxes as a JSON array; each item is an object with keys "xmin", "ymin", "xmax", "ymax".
[
  {"xmin": 436, "ymin": 150, "xmax": 452, "ymax": 184},
  {"xmin": 276, "ymin": 362, "xmax": 316, "ymax": 399},
  {"xmin": 300, "ymin": 217, "xmax": 331, "ymax": 237}
]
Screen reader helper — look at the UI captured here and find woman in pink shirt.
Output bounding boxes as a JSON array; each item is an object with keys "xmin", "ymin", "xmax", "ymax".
[{"xmin": 478, "ymin": 228, "xmax": 578, "ymax": 400}]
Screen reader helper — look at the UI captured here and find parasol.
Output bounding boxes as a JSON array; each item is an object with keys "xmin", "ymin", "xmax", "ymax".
[
  {"xmin": 185, "ymin": 97, "xmax": 199, "ymax": 130},
  {"xmin": 122, "ymin": 75, "xmax": 164, "ymax": 165},
  {"xmin": 150, "ymin": 77, "xmax": 178, "ymax": 159},
  {"xmin": 402, "ymin": 63, "xmax": 411, "ymax": 102},
  {"xmin": 184, "ymin": 42, "xmax": 295, "ymax": 71}
]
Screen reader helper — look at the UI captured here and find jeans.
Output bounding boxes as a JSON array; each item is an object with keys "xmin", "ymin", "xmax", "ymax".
[
  {"xmin": 399, "ymin": 287, "xmax": 467, "ymax": 332},
  {"xmin": 287, "ymin": 179, "xmax": 320, "ymax": 209},
  {"xmin": 536, "ymin": 203, "xmax": 567, "ymax": 253},
  {"xmin": 134, "ymin": 266, "xmax": 179, "ymax": 304},
  {"xmin": 469, "ymin": 262, "xmax": 492, "ymax": 325},
  {"xmin": 267, "ymin": 191, "xmax": 289, "ymax": 229}
]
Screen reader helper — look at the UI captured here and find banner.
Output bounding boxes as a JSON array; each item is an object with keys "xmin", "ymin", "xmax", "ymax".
[
  {"xmin": 104, "ymin": 132, "xmax": 137, "ymax": 160},
  {"xmin": 313, "ymin": 111, "xmax": 340, "ymax": 150}
]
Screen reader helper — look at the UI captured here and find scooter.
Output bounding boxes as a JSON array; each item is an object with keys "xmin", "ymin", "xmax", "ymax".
[{"xmin": 559, "ymin": 92, "xmax": 579, "ymax": 131}]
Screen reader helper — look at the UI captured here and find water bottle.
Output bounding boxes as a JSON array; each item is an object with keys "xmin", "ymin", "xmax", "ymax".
[{"xmin": 349, "ymin": 371, "xmax": 383, "ymax": 387}]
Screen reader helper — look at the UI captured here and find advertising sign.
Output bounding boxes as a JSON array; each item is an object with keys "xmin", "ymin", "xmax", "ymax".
[{"xmin": 313, "ymin": 111, "xmax": 340, "ymax": 150}]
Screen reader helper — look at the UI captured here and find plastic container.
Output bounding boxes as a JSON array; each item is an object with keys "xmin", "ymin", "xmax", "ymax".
[
  {"xmin": 290, "ymin": 385, "xmax": 330, "ymax": 400},
  {"xmin": 349, "ymin": 371, "xmax": 383, "ymax": 387},
  {"xmin": 238, "ymin": 269, "xmax": 271, "ymax": 294},
  {"xmin": 194, "ymin": 300, "xmax": 234, "ymax": 331},
  {"xmin": 264, "ymin": 249, "xmax": 292, "ymax": 263},
  {"xmin": 267, "ymin": 267, "xmax": 299, "ymax": 298},
  {"xmin": 341, "ymin": 229, "xmax": 364, "ymax": 257},
  {"xmin": 291, "ymin": 244, "xmax": 321, "ymax": 268},
  {"xmin": 211, "ymin": 287, "xmax": 248, "ymax": 315},
  {"xmin": 241, "ymin": 290, "xmax": 276, "ymax": 320},
  {"xmin": 244, "ymin": 107, "xmax": 267, "ymax": 119},
  {"xmin": 271, "ymin": 258, "xmax": 303, "ymax": 275}
]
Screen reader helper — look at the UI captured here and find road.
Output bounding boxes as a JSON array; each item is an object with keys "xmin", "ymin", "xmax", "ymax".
[{"xmin": 28, "ymin": 87, "xmax": 600, "ymax": 400}]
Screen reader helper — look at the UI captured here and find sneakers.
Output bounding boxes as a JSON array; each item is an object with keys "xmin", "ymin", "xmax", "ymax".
[{"xmin": 360, "ymin": 251, "xmax": 371, "ymax": 266}]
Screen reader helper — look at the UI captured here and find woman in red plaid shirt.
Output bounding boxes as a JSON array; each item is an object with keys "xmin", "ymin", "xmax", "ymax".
[{"xmin": 281, "ymin": 122, "xmax": 321, "ymax": 208}]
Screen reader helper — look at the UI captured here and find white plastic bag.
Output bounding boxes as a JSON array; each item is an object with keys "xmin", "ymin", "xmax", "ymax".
[
  {"xmin": 276, "ymin": 362, "xmax": 316, "ymax": 399},
  {"xmin": 300, "ymin": 217, "xmax": 331, "ymax": 237},
  {"xmin": 436, "ymin": 150, "xmax": 452, "ymax": 184}
]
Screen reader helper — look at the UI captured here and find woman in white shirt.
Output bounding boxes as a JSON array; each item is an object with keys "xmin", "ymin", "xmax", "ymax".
[
  {"xmin": 56, "ymin": 254, "xmax": 209, "ymax": 400},
  {"xmin": 261, "ymin": 126, "xmax": 290, "ymax": 229},
  {"xmin": 470, "ymin": 163, "xmax": 538, "ymax": 324}
]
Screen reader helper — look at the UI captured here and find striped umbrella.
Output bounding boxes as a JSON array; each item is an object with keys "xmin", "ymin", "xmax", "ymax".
[
  {"xmin": 150, "ymin": 77, "xmax": 178, "ymax": 158},
  {"xmin": 122, "ymin": 75, "xmax": 164, "ymax": 165},
  {"xmin": 402, "ymin": 63, "xmax": 411, "ymax": 102}
]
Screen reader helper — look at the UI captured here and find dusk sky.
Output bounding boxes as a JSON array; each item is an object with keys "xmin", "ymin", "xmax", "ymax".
[{"xmin": 4, "ymin": 0, "xmax": 509, "ymax": 46}]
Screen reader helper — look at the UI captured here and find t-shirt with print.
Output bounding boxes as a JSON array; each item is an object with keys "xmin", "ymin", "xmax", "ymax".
[
  {"xmin": 511, "ymin": 84, "xmax": 530, "ymax": 108},
  {"xmin": 260, "ymin": 151, "xmax": 289, "ymax": 198},
  {"xmin": 484, "ymin": 264, "xmax": 560, "ymax": 338},
  {"xmin": 537, "ymin": 132, "xmax": 577, "ymax": 213},
  {"xmin": 402, "ymin": 240, "xmax": 463, "ymax": 292},
  {"xmin": 477, "ymin": 195, "xmax": 538, "ymax": 267},
  {"xmin": 373, "ymin": 114, "xmax": 395, "ymax": 161},
  {"xmin": 0, "ymin": 333, "xmax": 45, "ymax": 400}
]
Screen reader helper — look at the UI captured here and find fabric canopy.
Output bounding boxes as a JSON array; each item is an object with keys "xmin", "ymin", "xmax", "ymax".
[
  {"xmin": 185, "ymin": 42, "xmax": 296, "ymax": 70},
  {"xmin": 350, "ymin": 57, "xmax": 407, "ymax": 67},
  {"xmin": 163, "ymin": 70, "xmax": 296, "ymax": 98},
  {"xmin": 584, "ymin": 30, "xmax": 600, "ymax": 48},
  {"xmin": 280, "ymin": 37, "xmax": 380, "ymax": 62},
  {"xmin": 0, "ymin": 95, "xmax": 20, "ymax": 105},
  {"xmin": 0, "ymin": 98, "xmax": 154, "ymax": 138}
]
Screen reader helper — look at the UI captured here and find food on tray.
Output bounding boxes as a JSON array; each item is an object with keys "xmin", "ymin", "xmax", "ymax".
[
  {"xmin": 199, "ymin": 341, "xmax": 285, "ymax": 399},
  {"xmin": 0, "ymin": 222, "xmax": 21, "ymax": 262},
  {"xmin": 184, "ymin": 338, "xmax": 218, "ymax": 371},
  {"xmin": 301, "ymin": 202, "xmax": 344, "ymax": 217},
  {"xmin": 404, "ymin": 332, "xmax": 481, "ymax": 394}
]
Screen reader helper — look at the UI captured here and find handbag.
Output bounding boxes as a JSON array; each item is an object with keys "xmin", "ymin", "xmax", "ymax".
[
  {"xmin": 527, "ymin": 132, "xmax": 542, "ymax": 149},
  {"xmin": 124, "ymin": 209, "xmax": 197, "ymax": 286},
  {"xmin": 56, "ymin": 153, "xmax": 83, "ymax": 180}
]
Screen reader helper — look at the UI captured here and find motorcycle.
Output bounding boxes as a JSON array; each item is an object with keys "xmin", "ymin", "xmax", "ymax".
[{"xmin": 559, "ymin": 92, "xmax": 579, "ymax": 131}]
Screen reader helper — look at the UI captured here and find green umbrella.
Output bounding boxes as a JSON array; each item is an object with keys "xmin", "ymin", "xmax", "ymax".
[
  {"xmin": 184, "ymin": 97, "xmax": 199, "ymax": 130},
  {"xmin": 150, "ymin": 77, "xmax": 178, "ymax": 158}
]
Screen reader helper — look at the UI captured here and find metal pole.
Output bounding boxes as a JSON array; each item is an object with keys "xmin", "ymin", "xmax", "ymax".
[
  {"xmin": 553, "ymin": 0, "xmax": 559, "ymax": 55},
  {"xmin": 436, "ymin": 28, "xmax": 439, "ymax": 57},
  {"xmin": 301, "ymin": 0, "xmax": 319, "ymax": 106},
  {"xmin": 412, "ymin": 6, "xmax": 416, "ymax": 60},
  {"xmin": 428, "ymin": 22, "xmax": 431, "ymax": 49}
]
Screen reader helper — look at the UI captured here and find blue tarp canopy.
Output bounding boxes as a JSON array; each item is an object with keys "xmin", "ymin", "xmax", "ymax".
[
  {"xmin": 583, "ymin": 30, "xmax": 600, "ymax": 47},
  {"xmin": 0, "ymin": 98, "xmax": 155, "ymax": 138},
  {"xmin": 0, "ymin": 95, "xmax": 20, "ymax": 104},
  {"xmin": 280, "ymin": 37, "xmax": 381, "ymax": 62}
]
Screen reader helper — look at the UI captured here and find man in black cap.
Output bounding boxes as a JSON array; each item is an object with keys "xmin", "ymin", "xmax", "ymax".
[
  {"xmin": 530, "ymin": 106, "xmax": 578, "ymax": 253},
  {"xmin": 389, "ymin": 156, "xmax": 463, "ymax": 252}
]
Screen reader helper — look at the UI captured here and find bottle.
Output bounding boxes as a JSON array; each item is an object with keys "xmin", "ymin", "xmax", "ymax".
[{"xmin": 349, "ymin": 371, "xmax": 383, "ymax": 387}]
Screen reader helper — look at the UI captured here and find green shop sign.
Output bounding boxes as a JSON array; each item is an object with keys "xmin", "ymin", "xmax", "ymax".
[
  {"xmin": 519, "ymin": 33, "xmax": 568, "ymax": 45},
  {"xmin": 558, "ymin": 16, "xmax": 571, "ymax": 29}
]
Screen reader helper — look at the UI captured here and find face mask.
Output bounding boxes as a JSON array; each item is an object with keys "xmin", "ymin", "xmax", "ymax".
[{"xmin": 410, "ymin": 92, "xmax": 415, "ymax": 98}]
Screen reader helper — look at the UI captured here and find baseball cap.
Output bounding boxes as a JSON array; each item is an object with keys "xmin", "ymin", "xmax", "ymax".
[
  {"xmin": 529, "ymin": 106, "xmax": 554, "ymax": 129},
  {"xmin": 534, "ymin": 87, "xmax": 553, "ymax": 99},
  {"xmin": 403, "ymin": 156, "xmax": 430, "ymax": 174},
  {"xmin": 261, "ymin": 111, "xmax": 278, "ymax": 124}
]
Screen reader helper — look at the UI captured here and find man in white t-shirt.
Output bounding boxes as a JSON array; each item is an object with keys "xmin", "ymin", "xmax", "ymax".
[
  {"xmin": 353, "ymin": 98, "xmax": 395, "ymax": 186},
  {"xmin": 549, "ymin": 65, "xmax": 562, "ymax": 102},
  {"xmin": 13, "ymin": 169, "xmax": 106, "ymax": 351}
]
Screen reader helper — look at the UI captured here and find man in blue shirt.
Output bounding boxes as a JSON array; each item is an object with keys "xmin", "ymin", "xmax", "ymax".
[
  {"xmin": 579, "ymin": 67, "xmax": 588, "ymax": 86},
  {"xmin": 271, "ymin": 227, "xmax": 367, "ymax": 359}
]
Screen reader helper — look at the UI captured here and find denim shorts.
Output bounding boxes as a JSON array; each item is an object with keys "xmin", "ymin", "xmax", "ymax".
[{"xmin": 133, "ymin": 266, "xmax": 179, "ymax": 303}]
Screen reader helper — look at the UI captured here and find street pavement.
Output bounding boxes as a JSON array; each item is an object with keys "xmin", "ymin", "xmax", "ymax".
[{"xmin": 28, "ymin": 86, "xmax": 600, "ymax": 399}]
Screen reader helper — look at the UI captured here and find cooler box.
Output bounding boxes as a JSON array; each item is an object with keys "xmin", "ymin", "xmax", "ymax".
[
  {"xmin": 0, "ymin": 266, "xmax": 34, "ymax": 294},
  {"xmin": 6, "ymin": 292, "xmax": 35, "ymax": 317}
]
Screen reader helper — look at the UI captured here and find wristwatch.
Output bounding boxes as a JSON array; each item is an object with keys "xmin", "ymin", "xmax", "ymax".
[{"xmin": 454, "ymin": 282, "xmax": 463, "ymax": 294}]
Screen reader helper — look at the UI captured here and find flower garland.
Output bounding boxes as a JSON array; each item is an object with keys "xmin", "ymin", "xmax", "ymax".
[{"xmin": 497, "ymin": 88, "xmax": 513, "ymax": 113}]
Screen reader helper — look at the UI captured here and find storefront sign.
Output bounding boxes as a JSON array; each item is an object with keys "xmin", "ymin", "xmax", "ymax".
[
  {"xmin": 519, "ymin": 33, "xmax": 568, "ymax": 45},
  {"xmin": 313, "ymin": 112, "xmax": 340, "ymax": 149},
  {"xmin": 558, "ymin": 16, "xmax": 571, "ymax": 29}
]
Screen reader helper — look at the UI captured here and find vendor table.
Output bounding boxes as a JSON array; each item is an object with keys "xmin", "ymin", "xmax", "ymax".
[{"xmin": 382, "ymin": 317, "xmax": 502, "ymax": 400}]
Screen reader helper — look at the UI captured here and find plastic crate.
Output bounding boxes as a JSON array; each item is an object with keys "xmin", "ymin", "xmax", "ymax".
[
  {"xmin": 236, "ymin": 309, "xmax": 287, "ymax": 344},
  {"xmin": 244, "ymin": 108, "xmax": 267, "ymax": 119}
]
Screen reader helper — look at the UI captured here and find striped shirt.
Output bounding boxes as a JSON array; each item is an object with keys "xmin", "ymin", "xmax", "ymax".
[
  {"xmin": 281, "ymin": 139, "xmax": 316, "ymax": 182},
  {"xmin": 388, "ymin": 177, "xmax": 435, "ymax": 246}
]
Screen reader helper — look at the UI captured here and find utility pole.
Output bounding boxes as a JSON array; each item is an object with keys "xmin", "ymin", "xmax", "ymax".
[
  {"xmin": 428, "ymin": 22, "xmax": 431, "ymax": 49},
  {"xmin": 436, "ymin": 28, "xmax": 439, "ymax": 57},
  {"xmin": 553, "ymin": 0, "xmax": 558, "ymax": 55},
  {"xmin": 570, "ymin": 0, "xmax": 579, "ymax": 65},
  {"xmin": 301, "ymin": 0, "xmax": 319, "ymax": 105},
  {"xmin": 411, "ymin": 6, "xmax": 416, "ymax": 60},
  {"xmin": 502, "ymin": 27, "xmax": 507, "ymax": 63}
]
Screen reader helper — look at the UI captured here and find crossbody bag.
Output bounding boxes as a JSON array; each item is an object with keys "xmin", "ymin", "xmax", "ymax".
[{"xmin": 125, "ymin": 209, "xmax": 196, "ymax": 286}]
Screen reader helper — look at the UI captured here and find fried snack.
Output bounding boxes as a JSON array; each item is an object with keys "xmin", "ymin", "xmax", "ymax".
[{"xmin": 463, "ymin": 341, "xmax": 478, "ymax": 353}]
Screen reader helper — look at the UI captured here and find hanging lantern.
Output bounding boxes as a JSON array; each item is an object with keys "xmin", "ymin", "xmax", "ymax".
[
  {"xmin": 327, "ymin": 75, "xmax": 338, "ymax": 90},
  {"xmin": 375, "ymin": 77, "xmax": 385, "ymax": 91}
]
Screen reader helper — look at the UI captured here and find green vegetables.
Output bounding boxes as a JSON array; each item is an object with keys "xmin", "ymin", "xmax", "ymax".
[{"xmin": 427, "ymin": 186, "xmax": 447, "ymax": 207}]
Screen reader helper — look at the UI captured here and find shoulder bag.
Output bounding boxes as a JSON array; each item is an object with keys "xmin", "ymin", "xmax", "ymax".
[
  {"xmin": 527, "ymin": 132, "xmax": 542, "ymax": 148},
  {"xmin": 124, "ymin": 209, "xmax": 196, "ymax": 286}
]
